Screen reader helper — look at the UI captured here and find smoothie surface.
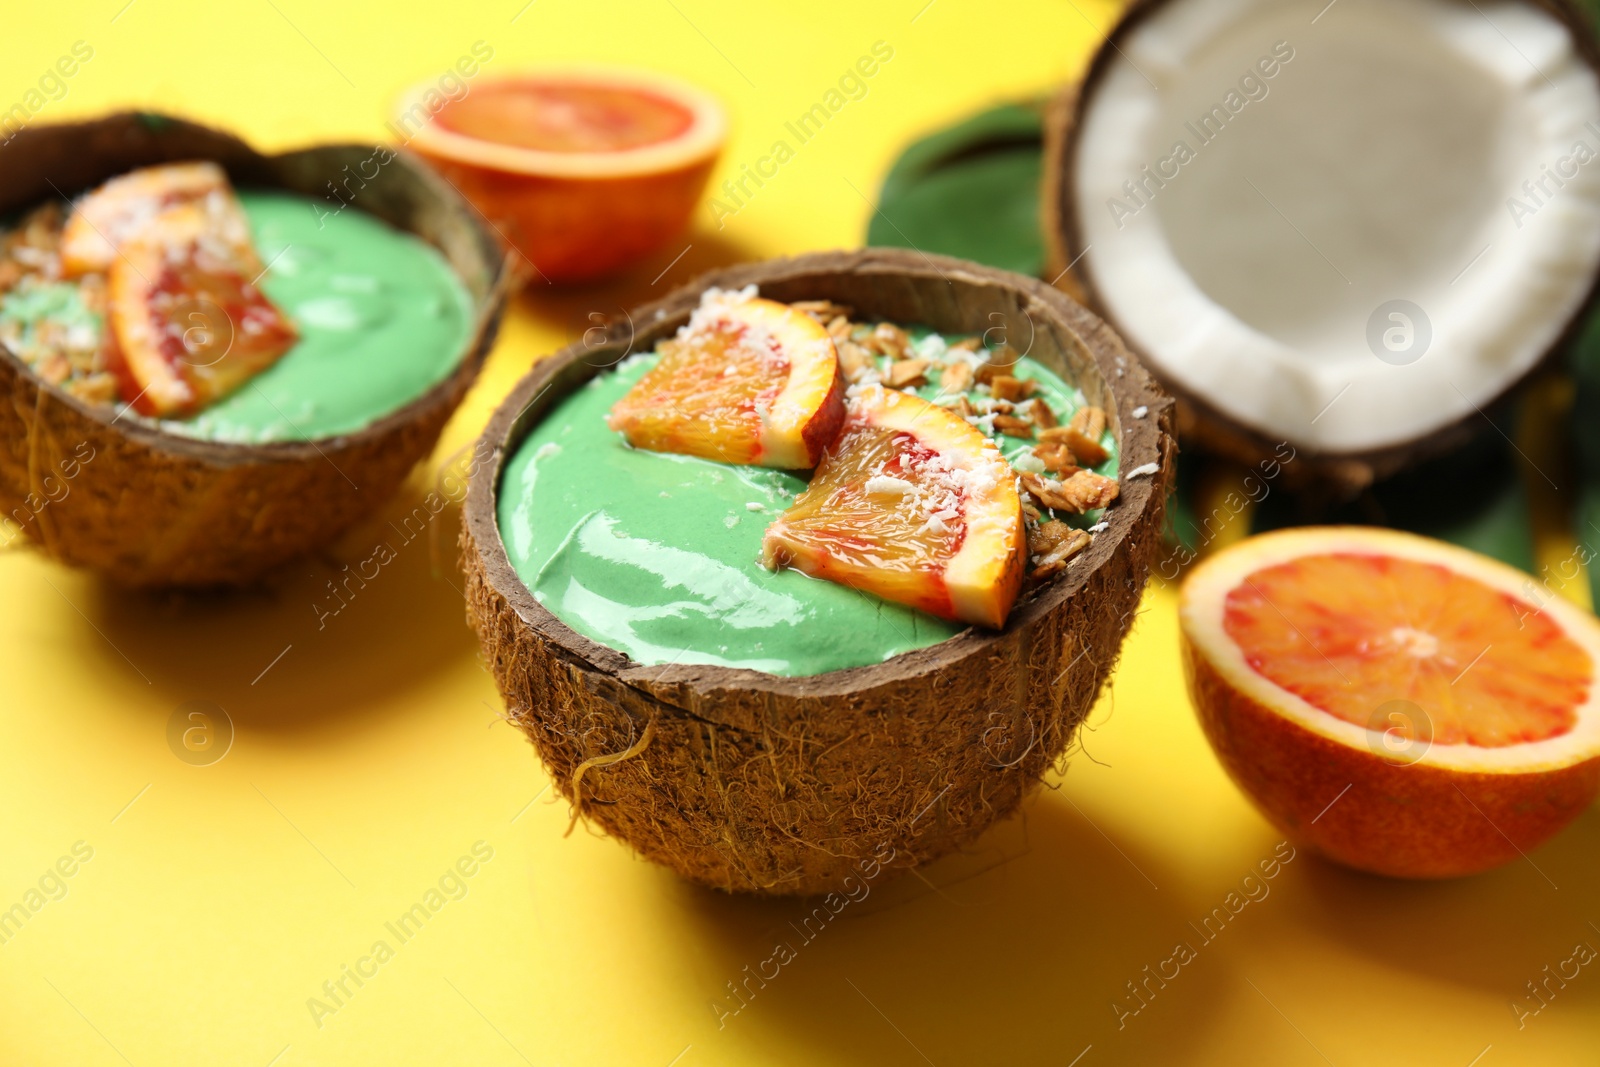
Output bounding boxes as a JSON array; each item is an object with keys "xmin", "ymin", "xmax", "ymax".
[
  {"xmin": 498, "ymin": 332, "xmax": 1115, "ymax": 676},
  {"xmin": 161, "ymin": 190, "xmax": 473, "ymax": 443}
]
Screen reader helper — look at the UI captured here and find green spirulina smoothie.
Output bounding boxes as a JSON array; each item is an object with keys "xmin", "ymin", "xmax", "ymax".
[
  {"xmin": 499, "ymin": 336, "xmax": 1117, "ymax": 677},
  {"xmin": 162, "ymin": 191, "xmax": 472, "ymax": 443}
]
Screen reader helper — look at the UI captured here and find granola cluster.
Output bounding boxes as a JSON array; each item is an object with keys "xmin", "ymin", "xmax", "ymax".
[
  {"xmin": 0, "ymin": 203, "xmax": 118, "ymax": 404},
  {"xmin": 789, "ymin": 300, "xmax": 1120, "ymax": 585}
]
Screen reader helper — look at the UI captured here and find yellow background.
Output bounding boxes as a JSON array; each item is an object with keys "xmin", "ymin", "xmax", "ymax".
[{"xmin": 3, "ymin": 1, "xmax": 1599, "ymax": 1064}]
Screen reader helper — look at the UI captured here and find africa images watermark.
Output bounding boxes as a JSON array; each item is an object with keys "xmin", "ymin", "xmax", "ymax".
[
  {"xmin": 305, "ymin": 841, "xmax": 496, "ymax": 1029},
  {"xmin": 0, "ymin": 841, "xmax": 95, "ymax": 948},
  {"xmin": 1157, "ymin": 442, "xmax": 1297, "ymax": 579},
  {"xmin": 0, "ymin": 40, "xmax": 95, "ymax": 145},
  {"xmin": 709, "ymin": 839, "xmax": 897, "ymax": 1029},
  {"xmin": 312, "ymin": 40, "xmax": 496, "ymax": 229},
  {"xmin": 707, "ymin": 39, "xmax": 896, "ymax": 230},
  {"xmin": 1510, "ymin": 929, "xmax": 1598, "ymax": 1029},
  {"xmin": 312, "ymin": 438, "xmax": 492, "ymax": 629},
  {"xmin": 1106, "ymin": 39, "xmax": 1296, "ymax": 230},
  {"xmin": 1112, "ymin": 841, "xmax": 1297, "ymax": 1030},
  {"xmin": 1506, "ymin": 121, "xmax": 1600, "ymax": 229},
  {"xmin": 1, "ymin": 440, "xmax": 95, "ymax": 550}
]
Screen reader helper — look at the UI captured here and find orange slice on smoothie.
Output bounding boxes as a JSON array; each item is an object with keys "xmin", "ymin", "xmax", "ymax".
[
  {"xmin": 61, "ymin": 162, "xmax": 254, "ymax": 277},
  {"xmin": 1181, "ymin": 527, "xmax": 1600, "ymax": 878},
  {"xmin": 107, "ymin": 205, "xmax": 297, "ymax": 417},
  {"xmin": 762, "ymin": 385, "xmax": 1026, "ymax": 628},
  {"xmin": 607, "ymin": 292, "xmax": 844, "ymax": 469}
]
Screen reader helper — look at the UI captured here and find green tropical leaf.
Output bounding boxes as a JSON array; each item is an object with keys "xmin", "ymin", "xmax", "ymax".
[{"xmin": 867, "ymin": 102, "xmax": 1047, "ymax": 277}]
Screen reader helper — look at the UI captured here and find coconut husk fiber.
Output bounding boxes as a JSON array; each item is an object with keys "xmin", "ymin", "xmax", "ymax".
[
  {"xmin": 0, "ymin": 112, "xmax": 510, "ymax": 587},
  {"xmin": 462, "ymin": 248, "xmax": 1175, "ymax": 895}
]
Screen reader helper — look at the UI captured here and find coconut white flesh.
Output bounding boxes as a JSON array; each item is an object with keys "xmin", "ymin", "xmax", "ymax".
[{"xmin": 1073, "ymin": 0, "xmax": 1600, "ymax": 454}]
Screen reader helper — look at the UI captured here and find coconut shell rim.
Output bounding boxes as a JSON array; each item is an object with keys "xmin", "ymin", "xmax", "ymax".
[
  {"xmin": 1039, "ymin": 0, "xmax": 1600, "ymax": 491},
  {"xmin": 0, "ymin": 110, "xmax": 512, "ymax": 468},
  {"xmin": 463, "ymin": 246, "xmax": 1175, "ymax": 703}
]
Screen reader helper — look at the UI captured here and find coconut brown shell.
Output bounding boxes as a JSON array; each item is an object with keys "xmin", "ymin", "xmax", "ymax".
[
  {"xmin": 462, "ymin": 248, "xmax": 1176, "ymax": 895},
  {"xmin": 1041, "ymin": 0, "xmax": 1600, "ymax": 496},
  {"xmin": 0, "ymin": 112, "xmax": 510, "ymax": 586}
]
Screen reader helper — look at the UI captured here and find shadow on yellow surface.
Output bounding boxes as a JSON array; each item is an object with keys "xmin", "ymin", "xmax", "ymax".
[
  {"xmin": 71, "ymin": 485, "xmax": 479, "ymax": 740},
  {"xmin": 1295, "ymin": 809, "xmax": 1600, "ymax": 996},
  {"xmin": 651, "ymin": 792, "xmax": 1230, "ymax": 1065}
]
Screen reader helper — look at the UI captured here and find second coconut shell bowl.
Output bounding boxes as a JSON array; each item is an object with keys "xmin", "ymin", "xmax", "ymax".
[
  {"xmin": 0, "ymin": 113, "xmax": 511, "ymax": 587},
  {"xmin": 463, "ymin": 248, "xmax": 1176, "ymax": 895}
]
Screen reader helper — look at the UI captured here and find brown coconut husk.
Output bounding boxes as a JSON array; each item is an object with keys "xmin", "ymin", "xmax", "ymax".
[
  {"xmin": 461, "ymin": 248, "xmax": 1176, "ymax": 895},
  {"xmin": 1040, "ymin": 0, "xmax": 1600, "ymax": 498},
  {"xmin": 0, "ymin": 112, "xmax": 510, "ymax": 587}
]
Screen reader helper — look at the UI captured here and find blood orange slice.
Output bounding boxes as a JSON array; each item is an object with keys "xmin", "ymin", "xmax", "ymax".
[
  {"xmin": 761, "ymin": 385, "xmax": 1025, "ymax": 628},
  {"xmin": 1181, "ymin": 526, "xmax": 1600, "ymax": 878},
  {"xmin": 607, "ymin": 291, "xmax": 844, "ymax": 469},
  {"xmin": 108, "ymin": 206, "xmax": 297, "ymax": 417},
  {"xmin": 61, "ymin": 162, "xmax": 254, "ymax": 278}
]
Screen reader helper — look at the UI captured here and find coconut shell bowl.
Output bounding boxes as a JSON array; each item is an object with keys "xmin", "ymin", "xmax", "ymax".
[
  {"xmin": 0, "ymin": 113, "xmax": 509, "ymax": 587},
  {"xmin": 462, "ymin": 249, "xmax": 1175, "ymax": 896}
]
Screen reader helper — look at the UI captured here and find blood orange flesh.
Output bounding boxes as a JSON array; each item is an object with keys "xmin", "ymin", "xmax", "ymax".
[
  {"xmin": 1224, "ymin": 552, "xmax": 1590, "ymax": 748},
  {"xmin": 399, "ymin": 66, "xmax": 726, "ymax": 283},
  {"xmin": 434, "ymin": 81, "xmax": 695, "ymax": 153},
  {"xmin": 108, "ymin": 213, "xmax": 296, "ymax": 418},
  {"xmin": 1181, "ymin": 526, "xmax": 1600, "ymax": 878},
  {"xmin": 61, "ymin": 162, "xmax": 251, "ymax": 278},
  {"xmin": 762, "ymin": 386, "xmax": 1024, "ymax": 628},
  {"xmin": 607, "ymin": 293, "xmax": 843, "ymax": 469}
]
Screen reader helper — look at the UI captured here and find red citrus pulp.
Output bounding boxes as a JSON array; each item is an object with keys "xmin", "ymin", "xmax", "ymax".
[{"xmin": 1181, "ymin": 527, "xmax": 1600, "ymax": 878}]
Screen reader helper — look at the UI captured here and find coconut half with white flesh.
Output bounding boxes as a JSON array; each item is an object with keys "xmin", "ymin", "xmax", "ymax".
[{"xmin": 1045, "ymin": 0, "xmax": 1600, "ymax": 491}]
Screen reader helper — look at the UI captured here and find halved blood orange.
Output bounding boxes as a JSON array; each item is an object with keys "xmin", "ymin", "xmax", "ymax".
[
  {"xmin": 607, "ymin": 291, "xmax": 844, "ymax": 468},
  {"xmin": 60, "ymin": 162, "xmax": 253, "ymax": 277},
  {"xmin": 1181, "ymin": 526, "xmax": 1600, "ymax": 878},
  {"xmin": 399, "ymin": 66, "xmax": 726, "ymax": 283},
  {"xmin": 108, "ymin": 206, "xmax": 297, "ymax": 417},
  {"xmin": 761, "ymin": 384, "xmax": 1025, "ymax": 628}
]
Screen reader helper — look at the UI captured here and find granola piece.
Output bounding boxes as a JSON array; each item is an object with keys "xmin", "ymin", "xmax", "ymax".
[
  {"xmin": 948, "ymin": 336, "xmax": 982, "ymax": 354},
  {"xmin": 866, "ymin": 322, "xmax": 912, "ymax": 360},
  {"xmin": 1057, "ymin": 469, "xmax": 1119, "ymax": 511},
  {"xmin": 938, "ymin": 360, "xmax": 974, "ymax": 395},
  {"xmin": 825, "ymin": 314, "xmax": 853, "ymax": 342},
  {"xmin": 1072, "ymin": 405, "xmax": 1106, "ymax": 439},
  {"xmin": 1038, "ymin": 426, "xmax": 1074, "ymax": 447},
  {"xmin": 1029, "ymin": 526, "xmax": 1092, "ymax": 582},
  {"xmin": 975, "ymin": 344, "xmax": 1020, "ymax": 385},
  {"xmin": 1020, "ymin": 470, "xmax": 1119, "ymax": 513},
  {"xmin": 1027, "ymin": 397, "xmax": 1057, "ymax": 429},
  {"xmin": 948, "ymin": 395, "xmax": 977, "ymax": 419},
  {"xmin": 989, "ymin": 375, "xmax": 1035, "ymax": 403},
  {"xmin": 1032, "ymin": 442, "xmax": 1079, "ymax": 474},
  {"xmin": 885, "ymin": 358, "xmax": 931, "ymax": 389},
  {"xmin": 1019, "ymin": 472, "xmax": 1059, "ymax": 508},
  {"xmin": 791, "ymin": 300, "xmax": 853, "ymax": 322},
  {"xmin": 992, "ymin": 414, "xmax": 1034, "ymax": 438},
  {"xmin": 68, "ymin": 372, "xmax": 119, "ymax": 405},
  {"xmin": 1028, "ymin": 518, "xmax": 1074, "ymax": 557},
  {"xmin": 836, "ymin": 339, "xmax": 873, "ymax": 382},
  {"xmin": 1064, "ymin": 406, "xmax": 1109, "ymax": 466}
]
